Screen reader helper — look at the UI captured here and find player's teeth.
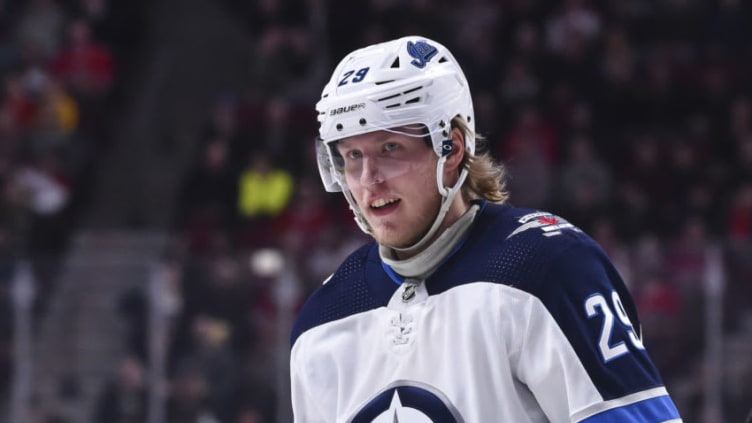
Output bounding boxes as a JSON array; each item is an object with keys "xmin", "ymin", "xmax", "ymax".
[{"xmin": 371, "ymin": 198, "xmax": 396, "ymax": 208}]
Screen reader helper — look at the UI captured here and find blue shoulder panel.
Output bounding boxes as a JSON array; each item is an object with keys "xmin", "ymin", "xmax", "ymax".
[
  {"xmin": 427, "ymin": 203, "xmax": 667, "ymax": 402},
  {"xmin": 290, "ymin": 242, "xmax": 397, "ymax": 347}
]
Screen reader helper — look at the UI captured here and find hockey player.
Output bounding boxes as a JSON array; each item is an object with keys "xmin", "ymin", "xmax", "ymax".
[{"xmin": 290, "ymin": 35, "xmax": 682, "ymax": 422}]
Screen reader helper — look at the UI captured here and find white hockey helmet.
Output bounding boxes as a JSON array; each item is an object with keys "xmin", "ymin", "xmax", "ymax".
[
  {"xmin": 315, "ymin": 36, "xmax": 475, "ymax": 247},
  {"xmin": 316, "ymin": 36, "xmax": 475, "ymax": 190}
]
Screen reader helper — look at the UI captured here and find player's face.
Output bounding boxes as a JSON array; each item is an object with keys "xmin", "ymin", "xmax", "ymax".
[{"xmin": 338, "ymin": 128, "xmax": 441, "ymax": 248}]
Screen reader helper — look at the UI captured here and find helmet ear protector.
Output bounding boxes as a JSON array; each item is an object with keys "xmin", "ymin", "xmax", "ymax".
[{"xmin": 441, "ymin": 139, "xmax": 454, "ymax": 156}]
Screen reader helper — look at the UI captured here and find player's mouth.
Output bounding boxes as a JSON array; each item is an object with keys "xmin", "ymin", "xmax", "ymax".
[{"xmin": 368, "ymin": 197, "xmax": 400, "ymax": 216}]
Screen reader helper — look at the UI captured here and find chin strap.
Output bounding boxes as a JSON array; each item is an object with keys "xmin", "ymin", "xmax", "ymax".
[{"xmin": 342, "ymin": 188, "xmax": 371, "ymax": 234}]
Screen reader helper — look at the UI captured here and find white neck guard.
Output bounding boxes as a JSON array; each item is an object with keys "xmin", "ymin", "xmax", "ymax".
[{"xmin": 380, "ymin": 203, "xmax": 480, "ymax": 281}]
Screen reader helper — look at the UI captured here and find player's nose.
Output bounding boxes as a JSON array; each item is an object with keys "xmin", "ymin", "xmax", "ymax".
[{"xmin": 360, "ymin": 156, "xmax": 384, "ymax": 186}]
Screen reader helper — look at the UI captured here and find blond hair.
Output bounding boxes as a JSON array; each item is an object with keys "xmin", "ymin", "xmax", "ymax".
[{"xmin": 453, "ymin": 117, "xmax": 509, "ymax": 204}]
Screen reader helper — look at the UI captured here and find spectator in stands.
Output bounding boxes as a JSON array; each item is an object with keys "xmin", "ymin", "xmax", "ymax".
[
  {"xmin": 258, "ymin": 98, "xmax": 294, "ymax": 165},
  {"xmin": 166, "ymin": 360, "xmax": 217, "ymax": 423},
  {"xmin": 201, "ymin": 95, "xmax": 248, "ymax": 174},
  {"xmin": 500, "ymin": 105, "xmax": 558, "ymax": 208},
  {"xmin": 498, "ymin": 56, "xmax": 540, "ymax": 107},
  {"xmin": 233, "ymin": 350, "xmax": 278, "ymax": 422},
  {"xmin": 48, "ymin": 17, "xmax": 114, "ymax": 145},
  {"xmin": 1, "ymin": 71, "xmax": 37, "ymax": 133},
  {"xmin": 92, "ymin": 355, "xmax": 147, "ymax": 423},
  {"xmin": 731, "ymin": 130, "xmax": 752, "ymax": 183},
  {"xmin": 180, "ymin": 315, "xmax": 238, "ymax": 422},
  {"xmin": 12, "ymin": 0, "xmax": 66, "ymax": 61},
  {"xmin": 236, "ymin": 151, "xmax": 293, "ymax": 219},
  {"xmin": 35, "ymin": 76, "xmax": 79, "ymax": 136},
  {"xmin": 271, "ymin": 180, "xmax": 329, "ymax": 250},
  {"xmin": 250, "ymin": 22, "xmax": 313, "ymax": 98},
  {"xmin": 727, "ymin": 182, "xmax": 752, "ymax": 242},
  {"xmin": 174, "ymin": 138, "xmax": 236, "ymax": 255},
  {"xmin": 236, "ymin": 150, "xmax": 293, "ymax": 249},
  {"xmin": 49, "ymin": 18, "xmax": 114, "ymax": 99},
  {"xmin": 632, "ymin": 273, "xmax": 682, "ymax": 379},
  {"xmin": 667, "ymin": 216, "xmax": 713, "ymax": 377},
  {"xmin": 26, "ymin": 76, "xmax": 79, "ymax": 159},
  {"xmin": 667, "ymin": 216, "xmax": 710, "ymax": 294},
  {"xmin": 555, "ymin": 133, "xmax": 611, "ymax": 231},
  {"xmin": 13, "ymin": 153, "xmax": 70, "ymax": 252},
  {"xmin": 617, "ymin": 134, "xmax": 672, "ymax": 234},
  {"xmin": 195, "ymin": 255, "xmax": 256, "ymax": 354}
]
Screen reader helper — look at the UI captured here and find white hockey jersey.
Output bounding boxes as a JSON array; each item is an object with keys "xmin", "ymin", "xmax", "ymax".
[{"xmin": 290, "ymin": 202, "xmax": 682, "ymax": 422}]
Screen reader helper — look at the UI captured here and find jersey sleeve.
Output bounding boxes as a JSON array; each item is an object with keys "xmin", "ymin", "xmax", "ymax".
[{"xmin": 516, "ymin": 241, "xmax": 682, "ymax": 422}]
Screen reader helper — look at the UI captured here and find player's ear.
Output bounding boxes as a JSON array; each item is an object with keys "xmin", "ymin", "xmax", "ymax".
[{"xmin": 443, "ymin": 127, "xmax": 465, "ymax": 172}]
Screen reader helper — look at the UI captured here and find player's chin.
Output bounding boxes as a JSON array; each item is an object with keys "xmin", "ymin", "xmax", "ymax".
[
  {"xmin": 371, "ymin": 225, "xmax": 405, "ymax": 247},
  {"xmin": 376, "ymin": 228, "xmax": 423, "ymax": 250}
]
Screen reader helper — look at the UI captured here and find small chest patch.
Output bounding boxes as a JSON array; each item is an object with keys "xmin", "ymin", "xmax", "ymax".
[{"xmin": 507, "ymin": 212, "xmax": 580, "ymax": 239}]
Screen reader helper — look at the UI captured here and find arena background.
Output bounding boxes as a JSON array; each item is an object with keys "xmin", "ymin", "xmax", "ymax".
[{"xmin": 0, "ymin": 0, "xmax": 751, "ymax": 422}]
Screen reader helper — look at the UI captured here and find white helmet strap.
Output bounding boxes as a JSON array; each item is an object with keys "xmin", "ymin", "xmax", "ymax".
[
  {"xmin": 341, "ymin": 186, "xmax": 370, "ymax": 234},
  {"xmin": 390, "ymin": 159, "xmax": 468, "ymax": 255}
]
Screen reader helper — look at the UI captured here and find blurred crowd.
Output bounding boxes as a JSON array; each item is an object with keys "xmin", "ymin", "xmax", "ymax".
[
  {"xmin": 0, "ymin": 0, "xmax": 146, "ymax": 417},
  {"xmin": 3, "ymin": 0, "xmax": 752, "ymax": 422}
]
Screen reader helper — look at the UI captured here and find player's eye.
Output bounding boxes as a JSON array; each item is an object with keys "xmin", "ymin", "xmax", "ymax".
[
  {"xmin": 346, "ymin": 150, "xmax": 363, "ymax": 160},
  {"xmin": 384, "ymin": 142, "xmax": 399, "ymax": 152}
]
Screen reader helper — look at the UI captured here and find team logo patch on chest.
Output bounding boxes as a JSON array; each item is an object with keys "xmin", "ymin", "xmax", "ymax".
[
  {"xmin": 507, "ymin": 212, "xmax": 580, "ymax": 239},
  {"xmin": 350, "ymin": 382, "xmax": 463, "ymax": 422}
]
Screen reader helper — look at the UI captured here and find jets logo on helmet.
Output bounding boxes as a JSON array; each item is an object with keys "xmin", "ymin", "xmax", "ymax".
[{"xmin": 407, "ymin": 40, "xmax": 438, "ymax": 68}]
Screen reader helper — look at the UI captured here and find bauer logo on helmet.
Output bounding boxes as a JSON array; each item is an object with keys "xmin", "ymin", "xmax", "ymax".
[{"xmin": 329, "ymin": 103, "xmax": 366, "ymax": 116}]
